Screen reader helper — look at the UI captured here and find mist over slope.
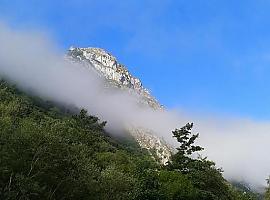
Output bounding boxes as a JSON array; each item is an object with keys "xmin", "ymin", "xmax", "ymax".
[
  {"xmin": 1, "ymin": 78, "xmax": 260, "ymax": 199},
  {"xmin": 67, "ymin": 46, "xmax": 173, "ymax": 164},
  {"xmin": 0, "ymin": 22, "xmax": 269, "ymax": 188}
]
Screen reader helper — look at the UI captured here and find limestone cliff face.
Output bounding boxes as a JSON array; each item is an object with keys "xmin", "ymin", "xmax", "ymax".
[{"xmin": 67, "ymin": 47, "xmax": 172, "ymax": 164}]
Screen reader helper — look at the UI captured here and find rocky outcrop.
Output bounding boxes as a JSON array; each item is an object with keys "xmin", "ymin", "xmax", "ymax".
[{"xmin": 67, "ymin": 47, "xmax": 172, "ymax": 164}]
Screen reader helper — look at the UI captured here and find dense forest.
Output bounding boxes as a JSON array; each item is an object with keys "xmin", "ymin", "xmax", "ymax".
[{"xmin": 0, "ymin": 80, "xmax": 265, "ymax": 199}]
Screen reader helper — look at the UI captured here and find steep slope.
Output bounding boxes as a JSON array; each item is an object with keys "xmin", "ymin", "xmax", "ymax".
[
  {"xmin": 0, "ymin": 80, "xmax": 154, "ymax": 199},
  {"xmin": 0, "ymin": 80, "xmax": 259, "ymax": 200},
  {"xmin": 67, "ymin": 47, "xmax": 172, "ymax": 164}
]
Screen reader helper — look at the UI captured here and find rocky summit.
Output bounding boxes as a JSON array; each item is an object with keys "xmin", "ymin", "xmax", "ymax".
[{"xmin": 67, "ymin": 47, "xmax": 172, "ymax": 164}]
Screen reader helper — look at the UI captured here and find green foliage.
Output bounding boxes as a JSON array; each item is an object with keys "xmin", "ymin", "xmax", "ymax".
[
  {"xmin": 167, "ymin": 123, "xmax": 257, "ymax": 200},
  {"xmin": 0, "ymin": 80, "xmax": 142, "ymax": 199},
  {"xmin": 0, "ymin": 80, "xmax": 259, "ymax": 199},
  {"xmin": 158, "ymin": 170, "xmax": 198, "ymax": 200},
  {"xmin": 173, "ymin": 123, "xmax": 203, "ymax": 156},
  {"xmin": 265, "ymin": 177, "xmax": 270, "ymax": 200}
]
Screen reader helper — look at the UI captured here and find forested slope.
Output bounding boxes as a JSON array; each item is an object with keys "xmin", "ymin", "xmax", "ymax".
[{"xmin": 0, "ymin": 80, "xmax": 260, "ymax": 199}]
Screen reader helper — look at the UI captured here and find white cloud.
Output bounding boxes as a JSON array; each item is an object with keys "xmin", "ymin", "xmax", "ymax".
[{"xmin": 0, "ymin": 22, "xmax": 269, "ymax": 189}]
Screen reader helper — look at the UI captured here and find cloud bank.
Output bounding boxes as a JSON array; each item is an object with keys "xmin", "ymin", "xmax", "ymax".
[{"xmin": 0, "ymin": 22, "xmax": 269, "ymax": 188}]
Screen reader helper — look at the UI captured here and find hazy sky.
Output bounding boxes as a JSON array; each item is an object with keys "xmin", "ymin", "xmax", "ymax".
[{"xmin": 1, "ymin": 0, "xmax": 270, "ymax": 120}]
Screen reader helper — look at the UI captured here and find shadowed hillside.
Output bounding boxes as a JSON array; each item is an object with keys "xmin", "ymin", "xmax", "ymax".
[{"xmin": 0, "ymin": 80, "xmax": 261, "ymax": 199}]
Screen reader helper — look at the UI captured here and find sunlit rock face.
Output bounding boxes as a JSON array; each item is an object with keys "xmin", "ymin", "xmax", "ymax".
[{"xmin": 67, "ymin": 47, "xmax": 172, "ymax": 164}]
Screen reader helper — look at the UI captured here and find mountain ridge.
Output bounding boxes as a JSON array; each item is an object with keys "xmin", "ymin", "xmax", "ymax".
[{"xmin": 67, "ymin": 46, "xmax": 172, "ymax": 164}]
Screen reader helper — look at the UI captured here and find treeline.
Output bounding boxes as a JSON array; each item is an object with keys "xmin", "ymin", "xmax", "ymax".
[{"xmin": 0, "ymin": 80, "xmax": 261, "ymax": 199}]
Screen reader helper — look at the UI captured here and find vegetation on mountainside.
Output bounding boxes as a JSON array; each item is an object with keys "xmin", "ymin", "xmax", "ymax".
[
  {"xmin": 265, "ymin": 177, "xmax": 270, "ymax": 200},
  {"xmin": 0, "ymin": 80, "xmax": 261, "ymax": 199}
]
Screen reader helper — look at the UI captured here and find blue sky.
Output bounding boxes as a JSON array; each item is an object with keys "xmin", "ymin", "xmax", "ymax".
[{"xmin": 1, "ymin": 0, "xmax": 270, "ymax": 119}]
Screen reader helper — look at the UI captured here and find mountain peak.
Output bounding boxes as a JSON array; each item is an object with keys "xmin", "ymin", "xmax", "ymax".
[
  {"xmin": 67, "ymin": 46, "xmax": 171, "ymax": 164},
  {"xmin": 67, "ymin": 46, "xmax": 161, "ymax": 109}
]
